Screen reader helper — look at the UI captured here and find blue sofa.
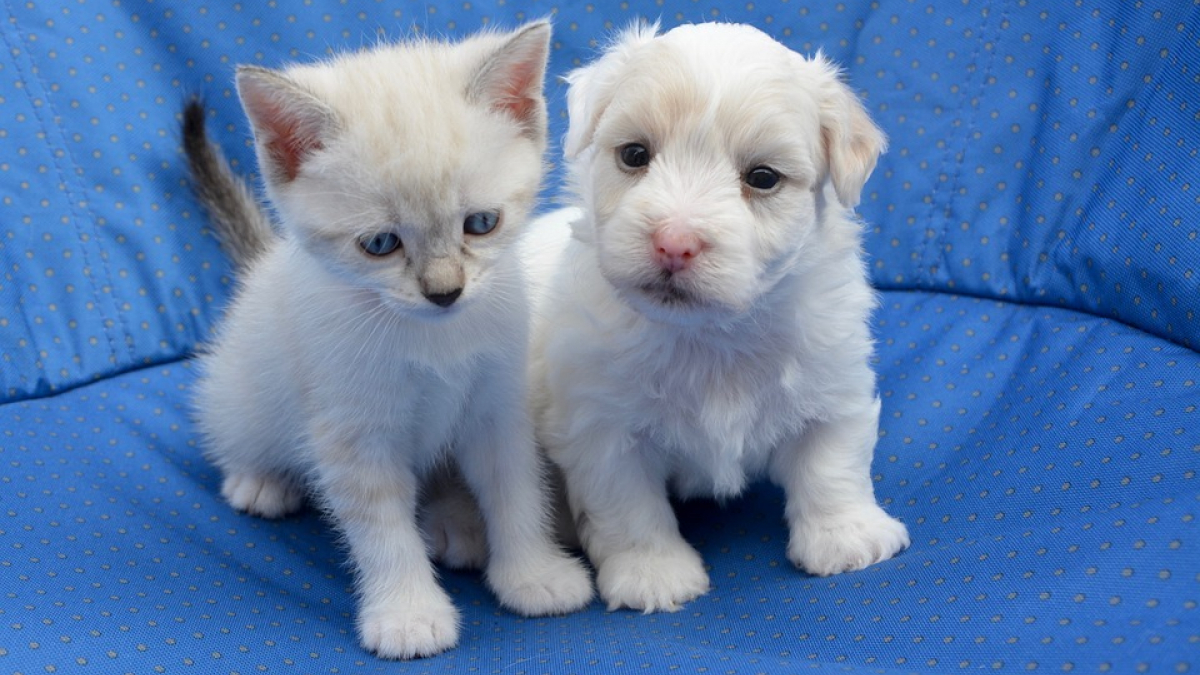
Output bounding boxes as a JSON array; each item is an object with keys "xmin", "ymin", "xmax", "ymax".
[{"xmin": 3, "ymin": 1, "xmax": 1196, "ymax": 673}]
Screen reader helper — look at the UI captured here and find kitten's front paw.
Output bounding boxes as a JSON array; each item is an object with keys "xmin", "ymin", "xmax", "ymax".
[
  {"xmin": 488, "ymin": 550, "xmax": 593, "ymax": 616},
  {"xmin": 787, "ymin": 504, "xmax": 909, "ymax": 576},
  {"xmin": 596, "ymin": 543, "xmax": 709, "ymax": 612},
  {"xmin": 221, "ymin": 473, "xmax": 304, "ymax": 519},
  {"xmin": 358, "ymin": 598, "xmax": 460, "ymax": 660}
]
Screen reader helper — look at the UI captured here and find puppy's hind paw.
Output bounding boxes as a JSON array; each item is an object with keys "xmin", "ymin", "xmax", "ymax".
[
  {"xmin": 221, "ymin": 472, "xmax": 304, "ymax": 519},
  {"xmin": 787, "ymin": 503, "xmax": 909, "ymax": 576},
  {"xmin": 596, "ymin": 543, "xmax": 710, "ymax": 613}
]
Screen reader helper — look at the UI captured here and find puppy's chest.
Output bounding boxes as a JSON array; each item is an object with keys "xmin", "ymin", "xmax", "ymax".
[{"xmin": 627, "ymin": 353, "xmax": 806, "ymax": 497}]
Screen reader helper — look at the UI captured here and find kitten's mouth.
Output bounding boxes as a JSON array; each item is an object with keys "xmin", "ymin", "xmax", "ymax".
[{"xmin": 377, "ymin": 291, "xmax": 466, "ymax": 320}]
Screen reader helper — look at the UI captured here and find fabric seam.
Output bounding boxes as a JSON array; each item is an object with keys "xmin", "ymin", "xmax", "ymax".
[
  {"xmin": 0, "ymin": 1, "xmax": 135, "ymax": 369},
  {"xmin": 919, "ymin": 0, "xmax": 1007, "ymax": 291}
]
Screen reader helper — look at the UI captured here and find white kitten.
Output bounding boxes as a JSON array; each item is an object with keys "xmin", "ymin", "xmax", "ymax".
[
  {"xmin": 526, "ymin": 22, "xmax": 909, "ymax": 613},
  {"xmin": 186, "ymin": 23, "xmax": 592, "ymax": 659}
]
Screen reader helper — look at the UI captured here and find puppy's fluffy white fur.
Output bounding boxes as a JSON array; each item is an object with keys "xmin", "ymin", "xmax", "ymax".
[{"xmin": 525, "ymin": 22, "xmax": 909, "ymax": 612}]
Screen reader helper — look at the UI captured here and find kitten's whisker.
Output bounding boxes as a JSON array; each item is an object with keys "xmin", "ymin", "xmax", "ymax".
[{"xmin": 327, "ymin": 301, "xmax": 395, "ymax": 359}]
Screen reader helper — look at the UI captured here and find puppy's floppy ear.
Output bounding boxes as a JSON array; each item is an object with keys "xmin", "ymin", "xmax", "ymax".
[
  {"xmin": 470, "ymin": 21, "xmax": 552, "ymax": 140},
  {"xmin": 563, "ymin": 20, "xmax": 659, "ymax": 159},
  {"xmin": 804, "ymin": 53, "xmax": 887, "ymax": 208},
  {"xmin": 236, "ymin": 66, "xmax": 340, "ymax": 185}
]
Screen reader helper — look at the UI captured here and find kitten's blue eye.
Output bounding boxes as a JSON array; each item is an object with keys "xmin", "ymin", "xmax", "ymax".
[
  {"xmin": 360, "ymin": 232, "xmax": 402, "ymax": 257},
  {"xmin": 463, "ymin": 211, "xmax": 500, "ymax": 236}
]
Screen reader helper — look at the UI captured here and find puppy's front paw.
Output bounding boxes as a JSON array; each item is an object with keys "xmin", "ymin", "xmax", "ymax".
[
  {"xmin": 358, "ymin": 597, "xmax": 460, "ymax": 660},
  {"xmin": 221, "ymin": 472, "xmax": 304, "ymax": 519},
  {"xmin": 488, "ymin": 550, "xmax": 593, "ymax": 616},
  {"xmin": 596, "ymin": 543, "xmax": 709, "ymax": 612},
  {"xmin": 787, "ymin": 504, "xmax": 909, "ymax": 576}
]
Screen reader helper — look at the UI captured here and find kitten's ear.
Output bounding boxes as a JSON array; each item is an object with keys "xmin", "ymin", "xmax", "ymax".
[
  {"xmin": 803, "ymin": 53, "xmax": 887, "ymax": 208},
  {"xmin": 470, "ymin": 21, "xmax": 552, "ymax": 139},
  {"xmin": 563, "ymin": 20, "xmax": 658, "ymax": 159},
  {"xmin": 236, "ymin": 66, "xmax": 339, "ymax": 184}
]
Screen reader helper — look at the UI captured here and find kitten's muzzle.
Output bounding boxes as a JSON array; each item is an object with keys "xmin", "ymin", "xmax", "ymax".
[
  {"xmin": 423, "ymin": 287, "xmax": 463, "ymax": 308},
  {"xmin": 419, "ymin": 255, "xmax": 466, "ymax": 308}
]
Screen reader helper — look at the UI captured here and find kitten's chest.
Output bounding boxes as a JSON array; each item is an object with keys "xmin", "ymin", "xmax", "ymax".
[
  {"xmin": 366, "ymin": 360, "xmax": 475, "ymax": 450},
  {"xmin": 310, "ymin": 346, "xmax": 479, "ymax": 462}
]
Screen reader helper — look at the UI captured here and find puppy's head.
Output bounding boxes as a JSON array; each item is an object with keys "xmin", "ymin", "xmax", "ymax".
[{"xmin": 564, "ymin": 23, "xmax": 884, "ymax": 323}]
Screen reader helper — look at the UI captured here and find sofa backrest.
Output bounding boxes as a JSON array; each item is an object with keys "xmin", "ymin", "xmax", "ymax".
[
  {"xmin": 857, "ymin": 3, "xmax": 1199, "ymax": 351},
  {"xmin": 1, "ymin": 1, "xmax": 1195, "ymax": 403}
]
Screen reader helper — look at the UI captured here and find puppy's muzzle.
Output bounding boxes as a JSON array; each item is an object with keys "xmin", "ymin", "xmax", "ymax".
[{"xmin": 651, "ymin": 225, "xmax": 705, "ymax": 274}]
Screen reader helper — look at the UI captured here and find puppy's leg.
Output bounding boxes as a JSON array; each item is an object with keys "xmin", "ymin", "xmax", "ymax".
[
  {"xmin": 555, "ymin": 430, "xmax": 710, "ymax": 612},
  {"xmin": 312, "ymin": 425, "xmax": 459, "ymax": 660},
  {"xmin": 453, "ymin": 397, "xmax": 593, "ymax": 617},
  {"xmin": 771, "ymin": 398, "xmax": 909, "ymax": 576}
]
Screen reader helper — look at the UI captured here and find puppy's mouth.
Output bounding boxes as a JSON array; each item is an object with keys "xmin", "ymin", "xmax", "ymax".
[
  {"xmin": 601, "ymin": 260, "xmax": 737, "ymax": 325},
  {"xmin": 637, "ymin": 275, "xmax": 700, "ymax": 308}
]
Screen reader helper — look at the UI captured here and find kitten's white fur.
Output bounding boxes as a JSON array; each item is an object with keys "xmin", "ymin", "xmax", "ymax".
[
  {"xmin": 194, "ymin": 23, "xmax": 592, "ymax": 659},
  {"xmin": 525, "ymin": 23, "xmax": 909, "ymax": 613}
]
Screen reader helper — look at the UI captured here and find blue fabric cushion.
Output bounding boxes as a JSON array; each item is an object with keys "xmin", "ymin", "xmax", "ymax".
[
  {"xmin": 4, "ymin": 296, "xmax": 1195, "ymax": 673},
  {"xmin": 857, "ymin": 3, "xmax": 1200, "ymax": 350},
  {"xmin": 0, "ymin": 1, "xmax": 1196, "ymax": 673}
]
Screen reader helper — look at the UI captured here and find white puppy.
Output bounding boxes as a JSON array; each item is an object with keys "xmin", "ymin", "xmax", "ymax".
[{"xmin": 526, "ymin": 22, "xmax": 910, "ymax": 612}]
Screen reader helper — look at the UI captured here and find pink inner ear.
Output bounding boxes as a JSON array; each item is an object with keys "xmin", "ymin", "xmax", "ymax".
[
  {"xmin": 489, "ymin": 59, "xmax": 540, "ymax": 125},
  {"xmin": 493, "ymin": 95, "xmax": 537, "ymax": 125},
  {"xmin": 240, "ymin": 76, "xmax": 325, "ymax": 183},
  {"xmin": 267, "ymin": 126, "xmax": 322, "ymax": 183},
  {"xmin": 259, "ymin": 101, "xmax": 323, "ymax": 183}
]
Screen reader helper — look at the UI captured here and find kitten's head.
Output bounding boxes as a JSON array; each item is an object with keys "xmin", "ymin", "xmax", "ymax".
[
  {"xmin": 236, "ymin": 22, "xmax": 551, "ymax": 315},
  {"xmin": 563, "ymin": 23, "xmax": 885, "ymax": 325}
]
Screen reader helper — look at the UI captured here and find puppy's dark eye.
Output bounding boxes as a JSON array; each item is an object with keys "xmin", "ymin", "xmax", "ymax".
[
  {"xmin": 745, "ymin": 166, "xmax": 782, "ymax": 191},
  {"xmin": 360, "ymin": 232, "xmax": 402, "ymax": 257},
  {"xmin": 618, "ymin": 143, "xmax": 651, "ymax": 170},
  {"xmin": 463, "ymin": 211, "xmax": 500, "ymax": 236}
]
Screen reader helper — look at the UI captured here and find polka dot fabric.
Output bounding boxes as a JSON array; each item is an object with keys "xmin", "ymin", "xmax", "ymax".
[
  {"xmin": 0, "ymin": 2, "xmax": 1195, "ymax": 674},
  {"xmin": 857, "ymin": 1, "xmax": 1200, "ymax": 351}
]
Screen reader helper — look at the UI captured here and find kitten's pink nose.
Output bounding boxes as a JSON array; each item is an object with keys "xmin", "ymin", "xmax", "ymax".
[{"xmin": 652, "ymin": 227, "xmax": 703, "ymax": 273}]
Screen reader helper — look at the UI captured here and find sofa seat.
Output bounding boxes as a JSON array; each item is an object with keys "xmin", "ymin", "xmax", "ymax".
[{"xmin": 5, "ymin": 291, "xmax": 1194, "ymax": 673}]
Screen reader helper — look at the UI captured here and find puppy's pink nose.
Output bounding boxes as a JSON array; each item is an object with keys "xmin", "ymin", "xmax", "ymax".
[{"xmin": 652, "ymin": 227, "xmax": 703, "ymax": 273}]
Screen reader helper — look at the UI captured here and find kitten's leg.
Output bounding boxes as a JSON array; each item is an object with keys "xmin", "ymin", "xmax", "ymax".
[
  {"xmin": 770, "ymin": 397, "xmax": 909, "ymax": 576},
  {"xmin": 221, "ymin": 471, "xmax": 305, "ymax": 519},
  {"xmin": 419, "ymin": 463, "xmax": 488, "ymax": 571},
  {"xmin": 453, "ymin": 404, "xmax": 593, "ymax": 617},
  {"xmin": 313, "ymin": 427, "xmax": 458, "ymax": 660},
  {"xmin": 553, "ymin": 428, "xmax": 710, "ymax": 613},
  {"xmin": 198, "ymin": 358, "xmax": 306, "ymax": 519}
]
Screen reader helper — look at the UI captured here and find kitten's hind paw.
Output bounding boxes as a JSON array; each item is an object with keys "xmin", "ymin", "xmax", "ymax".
[
  {"xmin": 420, "ymin": 488, "xmax": 489, "ymax": 571},
  {"xmin": 221, "ymin": 473, "xmax": 305, "ymax": 519}
]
